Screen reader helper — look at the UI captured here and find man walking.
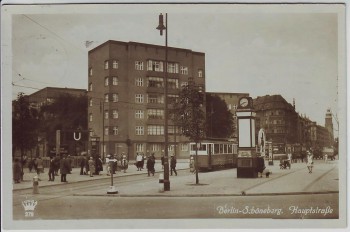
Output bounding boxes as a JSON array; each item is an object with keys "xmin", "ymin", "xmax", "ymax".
[
  {"xmin": 48, "ymin": 156, "xmax": 55, "ymax": 181},
  {"xmin": 170, "ymin": 154, "xmax": 177, "ymax": 176},
  {"xmin": 60, "ymin": 155, "xmax": 70, "ymax": 182}
]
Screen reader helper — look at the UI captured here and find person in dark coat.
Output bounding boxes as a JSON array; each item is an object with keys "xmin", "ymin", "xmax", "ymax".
[
  {"xmin": 146, "ymin": 155, "xmax": 155, "ymax": 176},
  {"xmin": 170, "ymin": 155, "xmax": 177, "ymax": 176},
  {"xmin": 60, "ymin": 155, "xmax": 70, "ymax": 182},
  {"xmin": 95, "ymin": 155, "xmax": 103, "ymax": 175},
  {"xmin": 161, "ymin": 155, "xmax": 165, "ymax": 169},
  {"xmin": 54, "ymin": 155, "xmax": 61, "ymax": 176},
  {"xmin": 48, "ymin": 156, "xmax": 56, "ymax": 181},
  {"xmin": 13, "ymin": 158, "xmax": 22, "ymax": 183},
  {"xmin": 79, "ymin": 154, "xmax": 86, "ymax": 175}
]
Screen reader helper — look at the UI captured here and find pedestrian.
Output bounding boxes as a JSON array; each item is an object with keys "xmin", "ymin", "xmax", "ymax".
[
  {"xmin": 88, "ymin": 157, "xmax": 95, "ymax": 177},
  {"xmin": 79, "ymin": 154, "xmax": 86, "ymax": 175},
  {"xmin": 84, "ymin": 155, "xmax": 90, "ymax": 175},
  {"xmin": 108, "ymin": 155, "xmax": 117, "ymax": 175},
  {"xmin": 324, "ymin": 154, "xmax": 328, "ymax": 163},
  {"xmin": 48, "ymin": 156, "xmax": 55, "ymax": 181},
  {"xmin": 106, "ymin": 154, "xmax": 111, "ymax": 176},
  {"xmin": 170, "ymin": 154, "xmax": 177, "ymax": 176},
  {"xmin": 141, "ymin": 153, "xmax": 145, "ymax": 169},
  {"xmin": 136, "ymin": 153, "xmax": 143, "ymax": 171},
  {"xmin": 36, "ymin": 157, "xmax": 44, "ymax": 181},
  {"xmin": 306, "ymin": 151, "xmax": 314, "ymax": 174},
  {"xmin": 121, "ymin": 155, "xmax": 128, "ymax": 173},
  {"xmin": 13, "ymin": 158, "xmax": 22, "ymax": 183},
  {"xmin": 95, "ymin": 155, "xmax": 103, "ymax": 175},
  {"xmin": 161, "ymin": 155, "xmax": 165, "ymax": 170},
  {"xmin": 67, "ymin": 155, "xmax": 72, "ymax": 174},
  {"xmin": 189, "ymin": 156, "xmax": 195, "ymax": 174},
  {"xmin": 147, "ymin": 154, "xmax": 155, "ymax": 176},
  {"xmin": 28, "ymin": 159, "xmax": 34, "ymax": 173},
  {"xmin": 53, "ymin": 155, "xmax": 60, "ymax": 176},
  {"xmin": 33, "ymin": 158, "xmax": 38, "ymax": 173},
  {"xmin": 60, "ymin": 155, "xmax": 70, "ymax": 182}
]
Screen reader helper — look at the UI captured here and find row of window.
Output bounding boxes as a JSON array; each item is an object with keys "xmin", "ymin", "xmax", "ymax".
[
  {"xmin": 100, "ymin": 125, "xmax": 179, "ymax": 136},
  {"xmin": 135, "ymin": 143, "xmax": 189, "ymax": 152},
  {"xmin": 88, "ymin": 78, "xmax": 189, "ymax": 92},
  {"xmin": 89, "ymin": 60, "xmax": 203, "ymax": 77}
]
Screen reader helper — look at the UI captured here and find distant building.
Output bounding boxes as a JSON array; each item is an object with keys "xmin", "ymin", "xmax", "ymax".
[
  {"xmin": 28, "ymin": 87, "xmax": 87, "ymax": 110},
  {"xmin": 253, "ymin": 94, "xmax": 333, "ymax": 154},
  {"xmin": 325, "ymin": 108, "xmax": 334, "ymax": 144},
  {"xmin": 206, "ymin": 92, "xmax": 249, "ymax": 139},
  {"xmin": 88, "ymin": 40, "xmax": 205, "ymax": 160}
]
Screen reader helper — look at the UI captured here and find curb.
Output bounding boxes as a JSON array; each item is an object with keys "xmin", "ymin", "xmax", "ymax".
[
  {"xmin": 73, "ymin": 190, "xmax": 339, "ymax": 198},
  {"xmin": 13, "ymin": 167, "xmax": 190, "ymax": 191}
]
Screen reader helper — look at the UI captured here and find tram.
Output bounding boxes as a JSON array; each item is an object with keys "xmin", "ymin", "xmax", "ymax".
[{"xmin": 189, "ymin": 140, "xmax": 238, "ymax": 171}]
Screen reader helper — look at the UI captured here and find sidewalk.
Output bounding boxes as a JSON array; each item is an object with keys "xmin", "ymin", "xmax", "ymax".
[
  {"xmin": 13, "ymin": 159, "xmax": 339, "ymax": 196},
  {"xmin": 13, "ymin": 159, "xmax": 190, "ymax": 191}
]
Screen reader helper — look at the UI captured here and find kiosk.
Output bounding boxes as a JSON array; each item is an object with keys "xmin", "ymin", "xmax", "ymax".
[{"xmin": 236, "ymin": 97, "xmax": 258, "ymax": 178}]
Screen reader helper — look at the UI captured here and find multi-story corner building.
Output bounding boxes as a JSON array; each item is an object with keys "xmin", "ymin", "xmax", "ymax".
[
  {"xmin": 206, "ymin": 92, "xmax": 249, "ymax": 140},
  {"xmin": 253, "ymin": 95, "xmax": 299, "ymax": 153},
  {"xmin": 88, "ymin": 40, "xmax": 205, "ymax": 160}
]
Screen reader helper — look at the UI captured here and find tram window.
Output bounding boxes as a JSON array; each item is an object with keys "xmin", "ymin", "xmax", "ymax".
[
  {"xmin": 200, "ymin": 144, "xmax": 206, "ymax": 151},
  {"xmin": 214, "ymin": 144, "xmax": 219, "ymax": 154},
  {"xmin": 220, "ymin": 144, "xmax": 223, "ymax": 153}
]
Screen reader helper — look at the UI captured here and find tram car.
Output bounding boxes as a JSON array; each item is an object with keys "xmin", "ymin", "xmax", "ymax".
[{"xmin": 189, "ymin": 140, "xmax": 238, "ymax": 171}]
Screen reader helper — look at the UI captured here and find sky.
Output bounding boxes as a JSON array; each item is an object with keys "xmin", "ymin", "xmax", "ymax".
[{"xmin": 10, "ymin": 4, "xmax": 343, "ymax": 129}]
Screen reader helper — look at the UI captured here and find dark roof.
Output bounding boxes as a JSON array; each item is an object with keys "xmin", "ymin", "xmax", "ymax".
[
  {"xmin": 88, "ymin": 40, "xmax": 205, "ymax": 56},
  {"xmin": 253, "ymin": 94, "xmax": 294, "ymax": 111}
]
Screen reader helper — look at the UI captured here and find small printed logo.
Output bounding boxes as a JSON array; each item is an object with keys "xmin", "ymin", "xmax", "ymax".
[{"xmin": 22, "ymin": 199, "xmax": 38, "ymax": 217}]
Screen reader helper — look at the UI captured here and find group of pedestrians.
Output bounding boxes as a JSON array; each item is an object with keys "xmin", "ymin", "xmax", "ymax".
[
  {"xmin": 78, "ymin": 154, "xmax": 104, "ymax": 177},
  {"xmin": 105, "ymin": 153, "xmax": 129, "ymax": 175}
]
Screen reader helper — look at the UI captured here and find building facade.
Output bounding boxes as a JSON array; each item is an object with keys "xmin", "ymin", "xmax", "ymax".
[
  {"xmin": 88, "ymin": 40, "xmax": 205, "ymax": 160},
  {"xmin": 207, "ymin": 92, "xmax": 249, "ymax": 140}
]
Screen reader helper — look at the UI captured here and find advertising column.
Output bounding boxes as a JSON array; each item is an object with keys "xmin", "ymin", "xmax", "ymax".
[{"xmin": 236, "ymin": 97, "xmax": 258, "ymax": 178}]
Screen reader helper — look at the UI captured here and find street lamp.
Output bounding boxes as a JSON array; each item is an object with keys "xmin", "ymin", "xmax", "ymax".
[{"xmin": 156, "ymin": 13, "xmax": 170, "ymax": 191}]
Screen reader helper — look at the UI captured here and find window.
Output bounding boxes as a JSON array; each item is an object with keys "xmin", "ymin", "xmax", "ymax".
[
  {"xmin": 89, "ymin": 68, "xmax": 93, "ymax": 76},
  {"xmin": 135, "ymin": 77, "xmax": 143, "ymax": 86},
  {"xmin": 181, "ymin": 143, "xmax": 188, "ymax": 151},
  {"xmin": 198, "ymin": 69, "xmax": 203, "ymax": 77},
  {"xmin": 168, "ymin": 79, "xmax": 178, "ymax": 89},
  {"xmin": 136, "ymin": 126, "xmax": 144, "ymax": 135},
  {"xmin": 112, "ymin": 93, "xmax": 118, "ymax": 102},
  {"xmin": 168, "ymin": 145, "xmax": 174, "ymax": 151},
  {"xmin": 147, "ymin": 77, "xmax": 164, "ymax": 88},
  {"xmin": 147, "ymin": 125, "xmax": 164, "ymax": 135},
  {"xmin": 112, "ymin": 60, "xmax": 118, "ymax": 69},
  {"xmin": 104, "ymin": 61, "xmax": 109, "ymax": 69},
  {"xmin": 104, "ymin": 110, "xmax": 109, "ymax": 119},
  {"xmin": 112, "ymin": 110, "xmax": 118, "ymax": 119},
  {"xmin": 112, "ymin": 77, "xmax": 118, "ymax": 85},
  {"xmin": 148, "ymin": 94, "xmax": 164, "ymax": 104},
  {"xmin": 135, "ymin": 61, "xmax": 144, "ymax": 70},
  {"xmin": 89, "ymin": 99, "xmax": 93, "ymax": 107},
  {"xmin": 228, "ymin": 104, "xmax": 232, "ymax": 110},
  {"xmin": 151, "ymin": 144, "xmax": 161, "ymax": 152},
  {"xmin": 168, "ymin": 95, "xmax": 179, "ymax": 104},
  {"xmin": 147, "ymin": 109, "xmax": 164, "ymax": 119},
  {"xmin": 104, "ymin": 94, "xmax": 109, "ymax": 103},
  {"xmin": 112, "ymin": 126, "xmax": 118, "ymax": 135},
  {"xmin": 147, "ymin": 60, "xmax": 164, "ymax": 72},
  {"xmin": 89, "ymin": 83, "xmax": 93, "ymax": 91},
  {"xmin": 89, "ymin": 113, "xmax": 93, "ymax": 122},
  {"xmin": 105, "ymin": 77, "xmax": 109, "ymax": 86},
  {"xmin": 89, "ymin": 131, "xmax": 94, "ymax": 137},
  {"xmin": 136, "ymin": 144, "xmax": 144, "ymax": 152},
  {"xmin": 167, "ymin": 62, "xmax": 179, "ymax": 73},
  {"xmin": 104, "ymin": 127, "xmax": 109, "ymax": 135},
  {"xmin": 135, "ymin": 94, "xmax": 144, "ymax": 103},
  {"xmin": 181, "ymin": 82, "xmax": 188, "ymax": 88},
  {"xmin": 168, "ymin": 125, "xmax": 178, "ymax": 134},
  {"xmin": 180, "ymin": 66, "xmax": 188, "ymax": 75},
  {"xmin": 135, "ymin": 110, "xmax": 144, "ymax": 119}
]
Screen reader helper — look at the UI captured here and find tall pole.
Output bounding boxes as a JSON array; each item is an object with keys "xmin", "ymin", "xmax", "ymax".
[
  {"xmin": 157, "ymin": 13, "xmax": 170, "ymax": 191},
  {"xmin": 102, "ymin": 101, "xmax": 105, "ymax": 161},
  {"xmin": 164, "ymin": 13, "xmax": 170, "ymax": 191}
]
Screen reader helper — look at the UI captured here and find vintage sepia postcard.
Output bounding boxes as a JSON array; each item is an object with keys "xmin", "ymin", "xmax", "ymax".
[{"xmin": 1, "ymin": 1, "xmax": 348, "ymax": 231}]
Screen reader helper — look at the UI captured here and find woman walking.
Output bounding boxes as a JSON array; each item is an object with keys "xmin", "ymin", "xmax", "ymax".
[
  {"xmin": 13, "ymin": 158, "xmax": 22, "ymax": 183},
  {"xmin": 88, "ymin": 157, "xmax": 95, "ymax": 177},
  {"xmin": 306, "ymin": 151, "xmax": 314, "ymax": 174}
]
